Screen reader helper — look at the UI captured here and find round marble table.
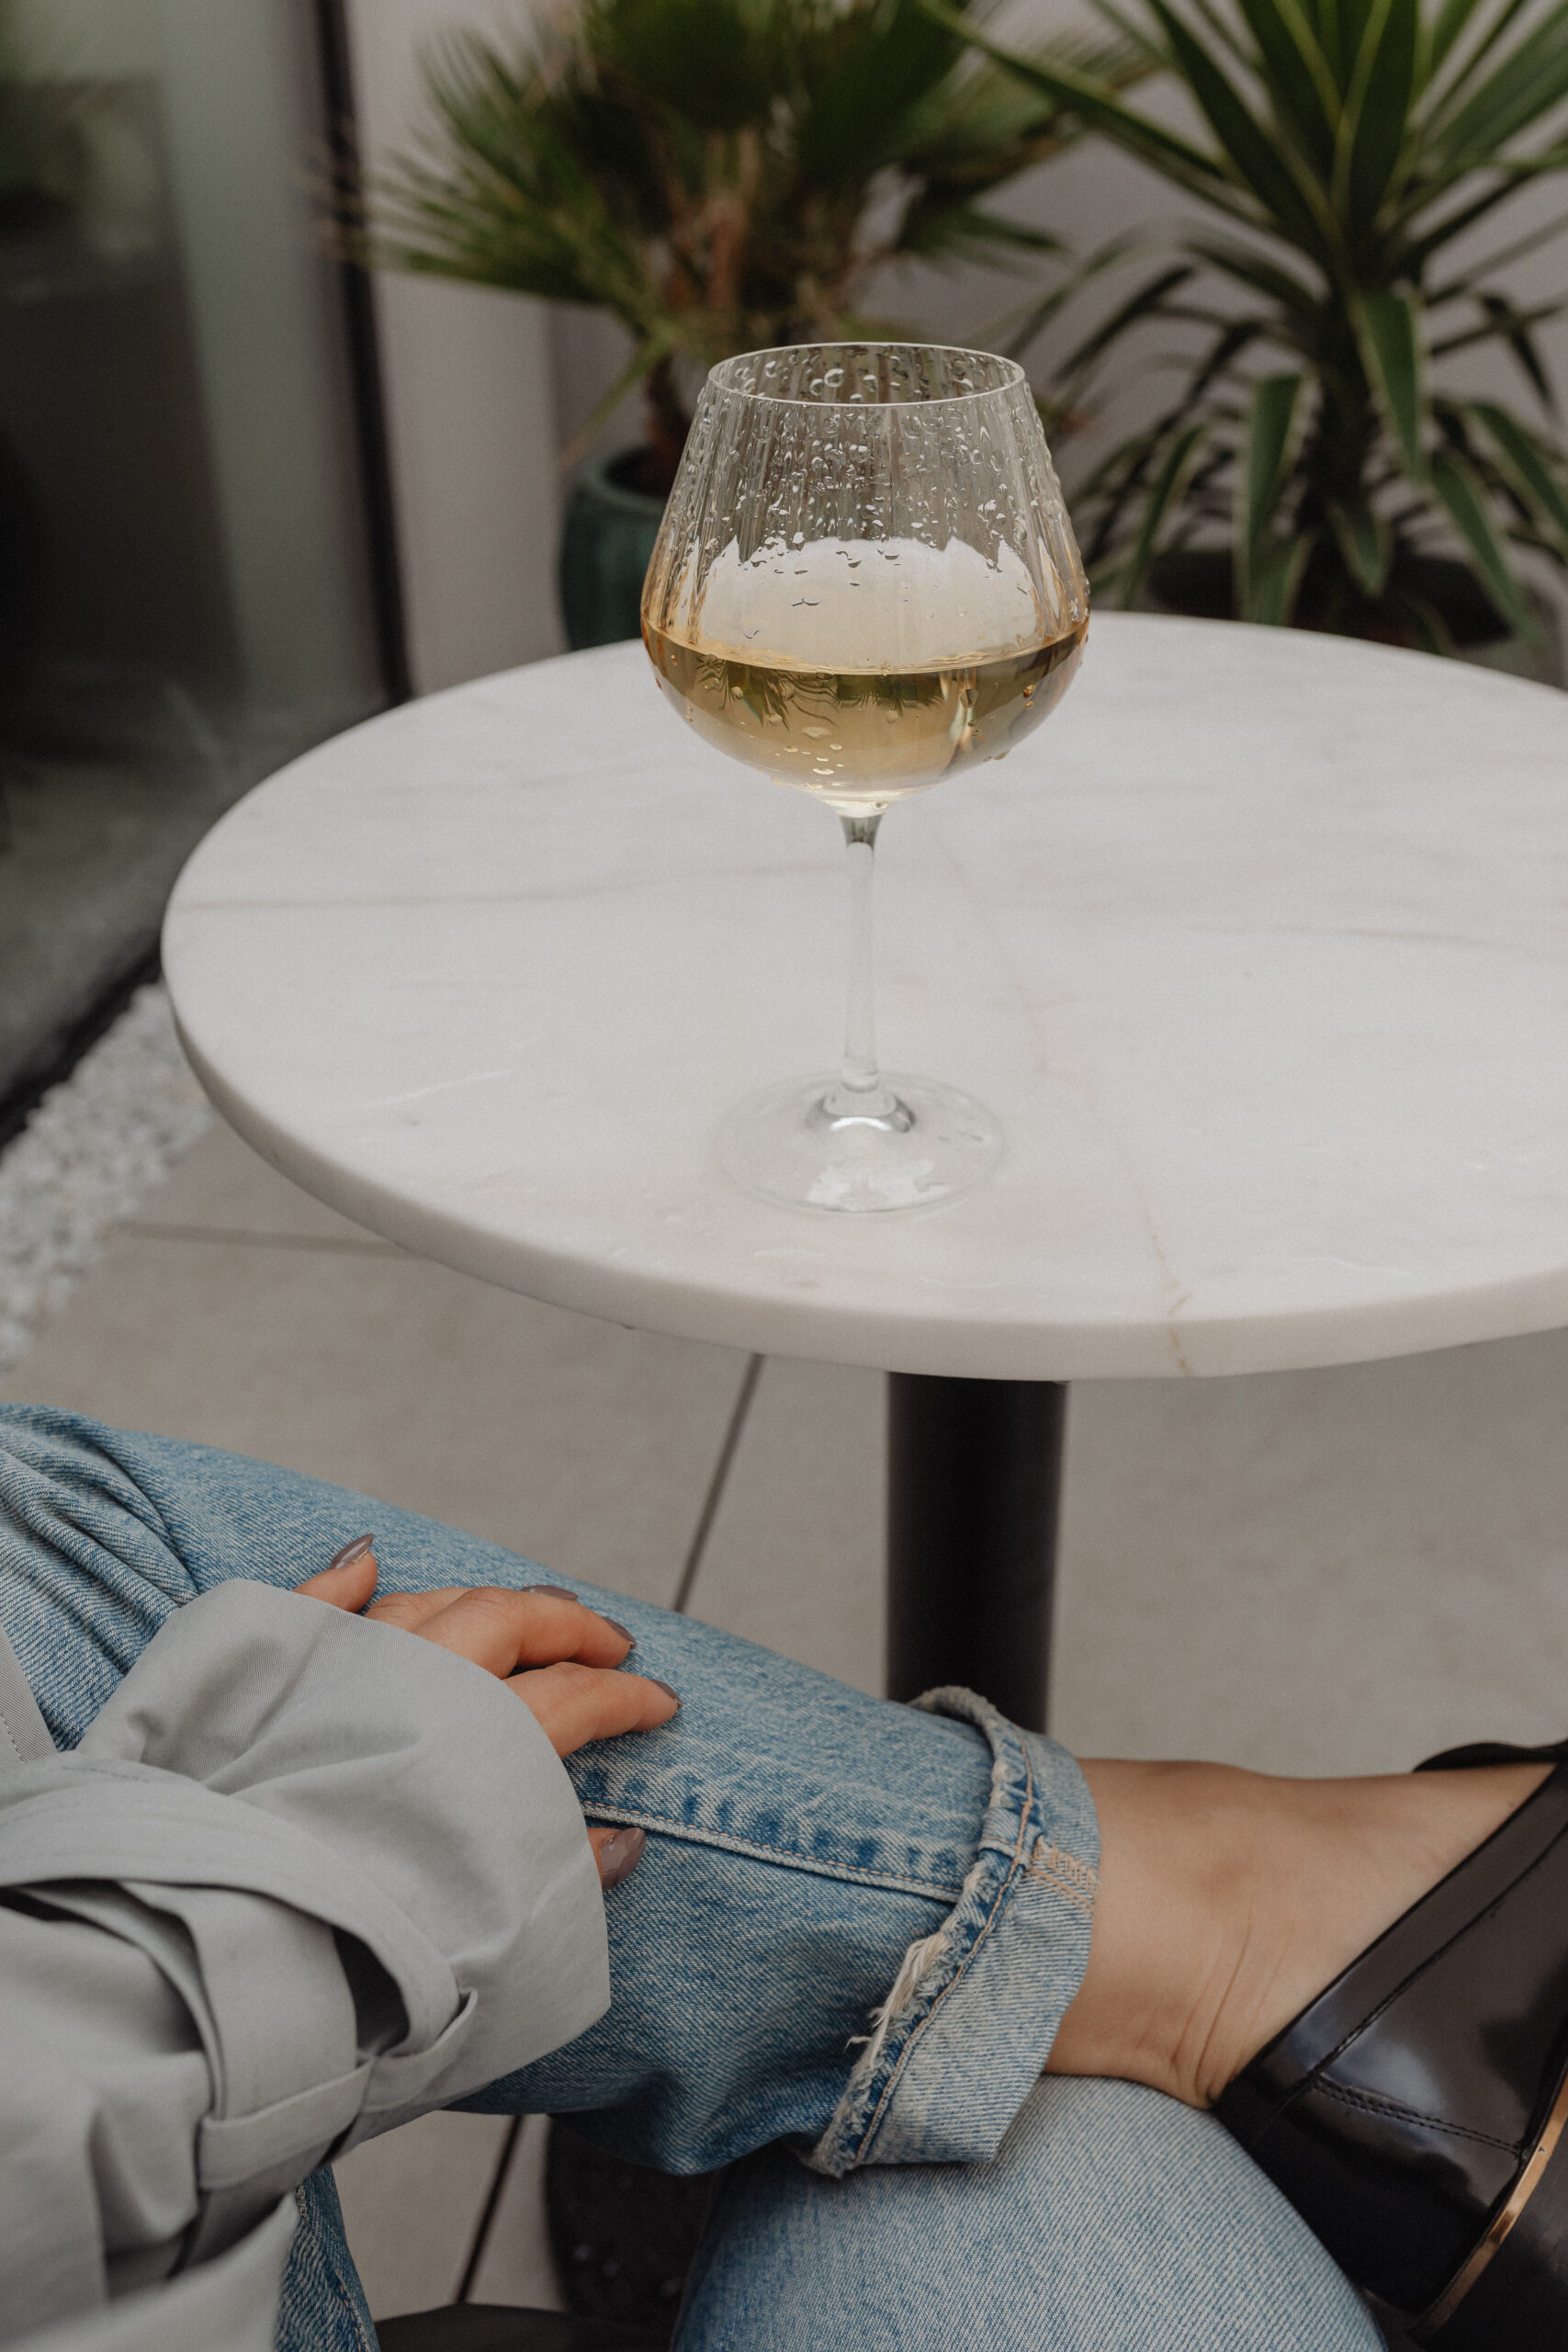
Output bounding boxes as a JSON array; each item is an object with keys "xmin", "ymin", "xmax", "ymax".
[{"xmin": 163, "ymin": 613, "xmax": 1568, "ymax": 1724}]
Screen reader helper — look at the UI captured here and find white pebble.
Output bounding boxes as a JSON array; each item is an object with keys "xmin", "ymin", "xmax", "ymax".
[{"xmin": 0, "ymin": 985, "xmax": 213, "ymax": 1369}]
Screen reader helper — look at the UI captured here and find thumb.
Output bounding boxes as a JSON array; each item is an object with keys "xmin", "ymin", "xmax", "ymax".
[{"xmin": 588, "ymin": 1824, "xmax": 646, "ymax": 1889}]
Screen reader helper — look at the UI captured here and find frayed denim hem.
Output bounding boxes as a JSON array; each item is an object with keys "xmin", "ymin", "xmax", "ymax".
[{"xmin": 807, "ymin": 1688, "xmax": 1100, "ymax": 2177}]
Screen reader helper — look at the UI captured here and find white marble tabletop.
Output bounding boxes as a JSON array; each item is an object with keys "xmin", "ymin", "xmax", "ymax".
[{"xmin": 163, "ymin": 613, "xmax": 1568, "ymax": 1383}]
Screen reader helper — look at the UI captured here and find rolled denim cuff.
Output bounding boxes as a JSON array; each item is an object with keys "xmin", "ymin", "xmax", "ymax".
[{"xmin": 807, "ymin": 1687, "xmax": 1099, "ymax": 2177}]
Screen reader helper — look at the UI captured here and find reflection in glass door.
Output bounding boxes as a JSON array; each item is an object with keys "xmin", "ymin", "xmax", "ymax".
[{"xmin": 0, "ymin": 0, "xmax": 400, "ymax": 1107}]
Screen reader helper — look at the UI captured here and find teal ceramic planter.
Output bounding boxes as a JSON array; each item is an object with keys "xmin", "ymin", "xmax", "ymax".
[{"xmin": 558, "ymin": 449, "xmax": 667, "ymax": 650}]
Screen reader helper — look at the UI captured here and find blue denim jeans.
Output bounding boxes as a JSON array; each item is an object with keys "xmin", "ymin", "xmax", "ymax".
[{"xmin": 0, "ymin": 1404, "xmax": 1381, "ymax": 2350}]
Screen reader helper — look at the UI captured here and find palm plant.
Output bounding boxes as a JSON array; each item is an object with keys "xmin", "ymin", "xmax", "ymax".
[
  {"xmin": 369, "ymin": 0, "xmax": 1124, "ymax": 492},
  {"xmin": 946, "ymin": 0, "xmax": 1568, "ymax": 647}
]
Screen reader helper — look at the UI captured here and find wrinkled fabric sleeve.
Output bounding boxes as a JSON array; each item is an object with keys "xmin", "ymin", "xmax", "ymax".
[
  {"xmin": 0, "ymin": 1582, "xmax": 608, "ymax": 2348},
  {"xmin": 15, "ymin": 2199, "xmax": 298, "ymax": 2352}
]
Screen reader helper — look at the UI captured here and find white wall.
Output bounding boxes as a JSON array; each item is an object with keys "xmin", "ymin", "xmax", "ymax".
[
  {"xmin": 22, "ymin": 0, "xmax": 388, "ymax": 733},
  {"xmin": 340, "ymin": 0, "xmax": 565, "ymax": 690}
]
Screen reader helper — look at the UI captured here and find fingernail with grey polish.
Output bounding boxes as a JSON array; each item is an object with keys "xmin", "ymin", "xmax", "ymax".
[
  {"xmin": 599, "ymin": 1826, "xmax": 646, "ymax": 1888},
  {"xmin": 530, "ymin": 1585, "xmax": 577, "ymax": 1601},
  {"xmin": 604, "ymin": 1618, "xmax": 635, "ymax": 1645},
  {"xmin": 650, "ymin": 1679, "xmax": 681, "ymax": 1708},
  {"xmin": 330, "ymin": 1534, "xmax": 376, "ymax": 1570}
]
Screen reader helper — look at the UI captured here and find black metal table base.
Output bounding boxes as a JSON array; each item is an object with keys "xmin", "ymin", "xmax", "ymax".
[{"xmin": 886, "ymin": 1374, "xmax": 1067, "ymax": 1733}]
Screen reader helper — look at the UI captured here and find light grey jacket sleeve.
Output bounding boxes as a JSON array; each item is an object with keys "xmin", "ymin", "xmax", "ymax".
[
  {"xmin": 0, "ymin": 1582, "xmax": 610, "ymax": 2349},
  {"xmin": 17, "ymin": 2199, "xmax": 298, "ymax": 2352}
]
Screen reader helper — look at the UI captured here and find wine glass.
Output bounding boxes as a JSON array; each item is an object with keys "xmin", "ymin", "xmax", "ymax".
[{"xmin": 642, "ymin": 342, "xmax": 1088, "ymax": 1215}]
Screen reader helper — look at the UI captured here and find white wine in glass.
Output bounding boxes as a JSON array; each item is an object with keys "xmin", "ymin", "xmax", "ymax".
[{"xmin": 642, "ymin": 344, "xmax": 1088, "ymax": 1214}]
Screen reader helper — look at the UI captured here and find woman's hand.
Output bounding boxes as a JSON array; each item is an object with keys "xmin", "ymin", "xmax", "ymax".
[{"xmin": 295, "ymin": 1538, "xmax": 672, "ymax": 1888}]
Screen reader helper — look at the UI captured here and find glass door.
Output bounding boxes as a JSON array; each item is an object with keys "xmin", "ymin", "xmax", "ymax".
[{"xmin": 0, "ymin": 0, "xmax": 399, "ymax": 1107}]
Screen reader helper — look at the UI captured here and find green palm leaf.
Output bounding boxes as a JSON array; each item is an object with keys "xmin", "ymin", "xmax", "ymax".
[
  {"xmin": 1423, "ymin": 0, "xmax": 1532, "ymax": 110},
  {"xmin": 1184, "ymin": 235, "xmax": 1324, "ymax": 315},
  {"xmin": 1337, "ymin": 0, "xmax": 1419, "ymax": 222},
  {"xmin": 1116, "ymin": 422, "xmax": 1210, "ymax": 605},
  {"xmin": 1055, "ymin": 263, "xmax": 1196, "ymax": 378},
  {"xmin": 1246, "ymin": 537, "xmax": 1313, "ymax": 619},
  {"xmin": 1231, "ymin": 0, "xmax": 1340, "ymax": 162},
  {"xmin": 1239, "ymin": 370, "xmax": 1306, "ymax": 567},
  {"xmin": 1146, "ymin": 0, "xmax": 1334, "ymax": 250},
  {"xmin": 1354, "ymin": 291, "xmax": 1427, "ymax": 478},
  {"xmin": 1427, "ymin": 0, "xmax": 1488, "ymax": 75},
  {"xmin": 1237, "ymin": 370, "xmax": 1310, "ymax": 618},
  {"xmin": 922, "ymin": 4, "xmax": 1248, "ymax": 205},
  {"xmin": 1429, "ymin": 449, "xmax": 1537, "ymax": 633},
  {"xmin": 1429, "ymin": 1, "xmax": 1568, "ymax": 164},
  {"xmin": 1471, "ymin": 401, "xmax": 1568, "ymax": 547},
  {"xmin": 1327, "ymin": 494, "xmax": 1393, "ymax": 591}
]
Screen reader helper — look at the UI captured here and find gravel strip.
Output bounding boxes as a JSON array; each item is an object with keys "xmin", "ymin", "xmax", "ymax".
[{"xmin": 0, "ymin": 985, "xmax": 214, "ymax": 1368}]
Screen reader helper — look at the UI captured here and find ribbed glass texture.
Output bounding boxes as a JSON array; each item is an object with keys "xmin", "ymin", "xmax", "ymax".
[{"xmin": 642, "ymin": 342, "xmax": 1087, "ymax": 674}]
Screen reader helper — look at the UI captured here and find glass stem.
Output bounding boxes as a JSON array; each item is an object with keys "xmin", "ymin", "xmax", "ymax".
[{"xmin": 825, "ymin": 813, "xmax": 900, "ymax": 1120}]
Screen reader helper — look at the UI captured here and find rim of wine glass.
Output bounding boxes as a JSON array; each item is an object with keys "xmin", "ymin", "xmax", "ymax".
[{"xmin": 707, "ymin": 341, "xmax": 1026, "ymax": 408}]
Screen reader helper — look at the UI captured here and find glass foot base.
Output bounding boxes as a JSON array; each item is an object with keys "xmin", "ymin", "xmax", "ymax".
[{"xmin": 718, "ymin": 1072, "xmax": 1002, "ymax": 1215}]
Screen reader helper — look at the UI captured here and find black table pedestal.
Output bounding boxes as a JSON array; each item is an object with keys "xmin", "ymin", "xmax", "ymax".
[{"xmin": 886, "ymin": 1375, "xmax": 1067, "ymax": 1734}]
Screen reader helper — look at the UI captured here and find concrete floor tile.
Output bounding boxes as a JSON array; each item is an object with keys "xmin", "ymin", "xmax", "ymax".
[
  {"xmin": 0, "ymin": 1232, "xmax": 747, "ymax": 1602},
  {"xmin": 1053, "ymin": 1329, "xmax": 1568, "ymax": 1779},
  {"xmin": 334, "ymin": 2113, "xmax": 512, "ymax": 2319},
  {"xmin": 127, "ymin": 1119, "xmax": 395, "ymax": 1246},
  {"xmin": 463, "ymin": 2116, "xmax": 564, "ymax": 2312},
  {"xmin": 689, "ymin": 1355, "xmax": 885, "ymax": 1692}
]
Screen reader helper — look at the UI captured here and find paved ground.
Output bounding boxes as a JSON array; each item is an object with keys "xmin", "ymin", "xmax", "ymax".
[{"xmin": 6, "ymin": 1114, "xmax": 1568, "ymax": 2323}]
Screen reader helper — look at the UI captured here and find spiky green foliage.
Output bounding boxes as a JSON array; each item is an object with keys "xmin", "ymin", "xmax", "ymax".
[
  {"xmin": 942, "ymin": 0, "xmax": 1568, "ymax": 644},
  {"xmin": 371, "ymin": 0, "xmax": 1126, "ymax": 485}
]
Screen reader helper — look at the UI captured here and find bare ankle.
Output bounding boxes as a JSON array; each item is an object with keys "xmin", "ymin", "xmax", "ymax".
[
  {"xmin": 1046, "ymin": 1758, "xmax": 1274, "ymax": 2108},
  {"xmin": 1046, "ymin": 1755, "xmax": 1551, "ymax": 2111}
]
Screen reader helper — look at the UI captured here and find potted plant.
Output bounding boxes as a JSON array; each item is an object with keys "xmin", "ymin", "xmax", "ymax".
[
  {"xmin": 946, "ymin": 0, "xmax": 1568, "ymax": 667},
  {"xmin": 370, "ymin": 0, "xmax": 1125, "ymax": 645}
]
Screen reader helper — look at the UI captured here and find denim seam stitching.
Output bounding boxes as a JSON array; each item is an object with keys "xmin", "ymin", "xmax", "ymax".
[
  {"xmin": 1027, "ymin": 1862, "xmax": 1094, "ymax": 1915},
  {"xmin": 300, "ymin": 2181, "xmax": 378, "ymax": 2352},
  {"xmin": 848, "ymin": 1736, "xmax": 1040, "ymax": 2165},
  {"xmin": 9, "ymin": 1765, "xmax": 959, "ymax": 1898},
  {"xmin": 1026, "ymin": 1838, "xmax": 1097, "ymax": 1911},
  {"xmin": 570, "ymin": 1803, "xmax": 966, "ymax": 1901}
]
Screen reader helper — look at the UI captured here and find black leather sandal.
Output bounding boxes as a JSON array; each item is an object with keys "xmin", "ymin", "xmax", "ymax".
[{"xmin": 1215, "ymin": 1738, "xmax": 1568, "ymax": 2346}]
